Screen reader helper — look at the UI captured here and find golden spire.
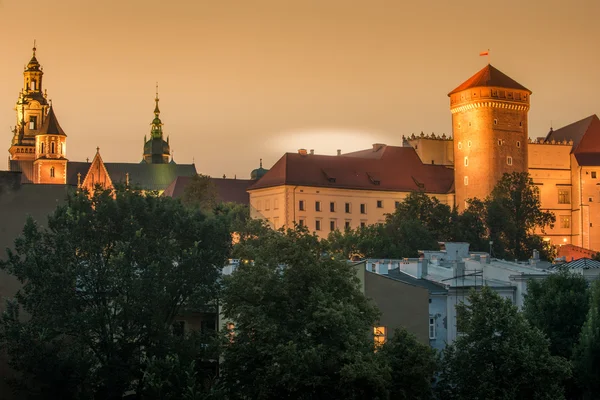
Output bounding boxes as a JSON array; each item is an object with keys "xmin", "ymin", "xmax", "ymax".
[{"xmin": 154, "ymin": 82, "xmax": 160, "ymax": 115}]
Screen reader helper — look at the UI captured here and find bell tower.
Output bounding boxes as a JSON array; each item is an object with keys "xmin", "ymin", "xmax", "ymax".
[
  {"xmin": 9, "ymin": 42, "xmax": 50, "ymax": 161},
  {"xmin": 449, "ymin": 64, "xmax": 531, "ymax": 210},
  {"xmin": 142, "ymin": 84, "xmax": 171, "ymax": 164},
  {"xmin": 32, "ymin": 106, "xmax": 68, "ymax": 184}
]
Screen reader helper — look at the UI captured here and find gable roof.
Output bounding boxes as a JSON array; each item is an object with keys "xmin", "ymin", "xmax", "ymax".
[
  {"xmin": 545, "ymin": 115, "xmax": 599, "ymax": 151},
  {"xmin": 387, "ymin": 268, "xmax": 448, "ymax": 293},
  {"xmin": 162, "ymin": 176, "xmax": 253, "ymax": 204},
  {"xmin": 448, "ymin": 64, "xmax": 531, "ymax": 96},
  {"xmin": 554, "ymin": 257, "xmax": 600, "ymax": 270},
  {"xmin": 249, "ymin": 145, "xmax": 454, "ymax": 194}
]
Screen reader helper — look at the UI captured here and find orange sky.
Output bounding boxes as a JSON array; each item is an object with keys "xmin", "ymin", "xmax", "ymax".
[{"xmin": 1, "ymin": 0, "xmax": 599, "ymax": 178}]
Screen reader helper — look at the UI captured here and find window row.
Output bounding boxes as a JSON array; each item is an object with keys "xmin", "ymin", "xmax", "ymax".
[
  {"xmin": 297, "ymin": 219, "xmax": 369, "ymax": 231},
  {"xmin": 457, "ymin": 140, "xmax": 521, "ymax": 149},
  {"xmin": 298, "ymin": 200, "xmax": 389, "ymax": 213},
  {"xmin": 457, "ymin": 120, "xmax": 524, "ymax": 129},
  {"xmin": 254, "ymin": 199, "xmax": 279, "ymax": 211},
  {"xmin": 39, "ymin": 141, "xmax": 64, "ymax": 155}
]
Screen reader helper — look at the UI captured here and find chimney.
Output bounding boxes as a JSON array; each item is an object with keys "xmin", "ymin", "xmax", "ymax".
[
  {"xmin": 309, "ymin": 149, "xmax": 314, "ymax": 155},
  {"xmin": 298, "ymin": 149, "xmax": 308, "ymax": 156},
  {"xmin": 455, "ymin": 261, "xmax": 465, "ymax": 278},
  {"xmin": 337, "ymin": 149, "xmax": 341, "ymax": 156},
  {"xmin": 416, "ymin": 259, "xmax": 428, "ymax": 279}
]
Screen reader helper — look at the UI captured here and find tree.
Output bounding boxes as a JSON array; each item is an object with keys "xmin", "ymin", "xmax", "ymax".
[
  {"xmin": 378, "ymin": 328, "xmax": 437, "ymax": 400},
  {"xmin": 486, "ymin": 172, "xmax": 555, "ymax": 261},
  {"xmin": 437, "ymin": 286, "xmax": 570, "ymax": 400},
  {"xmin": 219, "ymin": 226, "xmax": 390, "ymax": 399},
  {"xmin": 523, "ymin": 271, "xmax": 589, "ymax": 360},
  {"xmin": 451, "ymin": 198, "xmax": 488, "ymax": 251},
  {"xmin": 573, "ymin": 279, "xmax": 600, "ymax": 399},
  {"xmin": 181, "ymin": 174, "xmax": 218, "ymax": 212},
  {"xmin": 0, "ymin": 187, "xmax": 231, "ymax": 399}
]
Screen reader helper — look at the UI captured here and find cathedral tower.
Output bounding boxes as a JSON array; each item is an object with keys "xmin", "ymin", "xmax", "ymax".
[
  {"xmin": 9, "ymin": 43, "xmax": 50, "ymax": 161},
  {"xmin": 142, "ymin": 85, "xmax": 171, "ymax": 164},
  {"xmin": 33, "ymin": 106, "xmax": 68, "ymax": 184},
  {"xmin": 449, "ymin": 64, "xmax": 531, "ymax": 210}
]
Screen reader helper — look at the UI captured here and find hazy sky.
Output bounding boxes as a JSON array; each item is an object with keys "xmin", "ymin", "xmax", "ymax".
[{"xmin": 1, "ymin": 0, "xmax": 599, "ymax": 178}]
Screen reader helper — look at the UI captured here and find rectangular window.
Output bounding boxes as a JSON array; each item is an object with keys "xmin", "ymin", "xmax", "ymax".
[
  {"xmin": 273, "ymin": 217, "xmax": 279, "ymax": 229},
  {"xmin": 265, "ymin": 200, "xmax": 270, "ymax": 210},
  {"xmin": 376, "ymin": 200, "xmax": 383, "ymax": 208},
  {"xmin": 360, "ymin": 204, "xmax": 366, "ymax": 214},
  {"xmin": 274, "ymin": 199, "xmax": 279, "ymax": 209},
  {"xmin": 330, "ymin": 202, "xmax": 335, "ymax": 212},
  {"xmin": 50, "ymin": 167, "xmax": 55, "ymax": 178},
  {"xmin": 373, "ymin": 326, "xmax": 387, "ymax": 349},
  {"xmin": 298, "ymin": 219, "xmax": 305, "ymax": 227},
  {"xmin": 429, "ymin": 318, "xmax": 436, "ymax": 340},
  {"xmin": 395, "ymin": 201, "xmax": 401, "ymax": 208},
  {"xmin": 29, "ymin": 116, "xmax": 37, "ymax": 130},
  {"xmin": 558, "ymin": 190, "xmax": 570, "ymax": 204},
  {"xmin": 315, "ymin": 201, "xmax": 321, "ymax": 212},
  {"xmin": 299, "ymin": 200, "xmax": 305, "ymax": 211},
  {"xmin": 345, "ymin": 203, "xmax": 351, "ymax": 213},
  {"xmin": 560, "ymin": 216, "xmax": 570, "ymax": 229},
  {"xmin": 256, "ymin": 200, "xmax": 262, "ymax": 211},
  {"xmin": 330, "ymin": 220, "xmax": 336, "ymax": 231},
  {"xmin": 507, "ymin": 156, "xmax": 513, "ymax": 165},
  {"xmin": 345, "ymin": 221, "xmax": 351, "ymax": 229},
  {"xmin": 315, "ymin": 220, "xmax": 321, "ymax": 231},
  {"xmin": 464, "ymin": 176, "xmax": 469, "ymax": 186},
  {"xmin": 592, "ymin": 171, "xmax": 597, "ymax": 179},
  {"xmin": 360, "ymin": 221, "xmax": 366, "ymax": 228}
]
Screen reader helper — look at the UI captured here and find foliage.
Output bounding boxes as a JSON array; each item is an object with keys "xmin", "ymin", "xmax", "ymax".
[
  {"xmin": 181, "ymin": 174, "xmax": 218, "ymax": 212},
  {"xmin": 0, "ymin": 187, "xmax": 231, "ymax": 399},
  {"xmin": 378, "ymin": 328, "xmax": 438, "ymax": 400},
  {"xmin": 523, "ymin": 270, "xmax": 589, "ymax": 360},
  {"xmin": 486, "ymin": 172, "xmax": 556, "ymax": 261},
  {"xmin": 219, "ymin": 226, "xmax": 389, "ymax": 399},
  {"xmin": 573, "ymin": 279, "xmax": 600, "ymax": 399},
  {"xmin": 437, "ymin": 286, "xmax": 571, "ymax": 400}
]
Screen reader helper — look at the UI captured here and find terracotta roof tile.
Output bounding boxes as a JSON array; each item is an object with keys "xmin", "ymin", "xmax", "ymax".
[
  {"xmin": 448, "ymin": 64, "xmax": 531, "ymax": 96},
  {"xmin": 546, "ymin": 115, "xmax": 600, "ymax": 155},
  {"xmin": 248, "ymin": 146, "xmax": 454, "ymax": 194}
]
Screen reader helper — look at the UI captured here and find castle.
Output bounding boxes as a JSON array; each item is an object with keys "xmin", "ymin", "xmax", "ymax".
[
  {"xmin": 7, "ymin": 45, "xmax": 197, "ymax": 192},
  {"xmin": 248, "ymin": 65, "xmax": 600, "ymax": 252}
]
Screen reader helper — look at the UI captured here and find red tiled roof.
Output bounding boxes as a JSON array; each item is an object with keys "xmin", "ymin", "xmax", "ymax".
[
  {"xmin": 38, "ymin": 106, "xmax": 66, "ymax": 136},
  {"xmin": 248, "ymin": 146, "xmax": 455, "ymax": 194},
  {"xmin": 546, "ymin": 115, "xmax": 600, "ymax": 156},
  {"xmin": 163, "ymin": 176, "xmax": 253, "ymax": 205},
  {"xmin": 448, "ymin": 64, "xmax": 531, "ymax": 96}
]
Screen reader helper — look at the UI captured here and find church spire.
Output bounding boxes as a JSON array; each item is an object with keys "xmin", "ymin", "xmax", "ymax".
[
  {"xmin": 142, "ymin": 83, "xmax": 171, "ymax": 164},
  {"xmin": 150, "ymin": 83, "xmax": 163, "ymax": 139}
]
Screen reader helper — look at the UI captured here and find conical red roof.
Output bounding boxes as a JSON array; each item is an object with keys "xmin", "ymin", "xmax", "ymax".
[{"xmin": 449, "ymin": 64, "xmax": 531, "ymax": 96}]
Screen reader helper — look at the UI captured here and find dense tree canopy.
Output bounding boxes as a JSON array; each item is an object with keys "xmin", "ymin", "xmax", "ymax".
[
  {"xmin": 181, "ymin": 173, "xmax": 218, "ymax": 212},
  {"xmin": 523, "ymin": 271, "xmax": 590, "ymax": 360},
  {"xmin": 437, "ymin": 287, "xmax": 570, "ymax": 400},
  {"xmin": 573, "ymin": 280, "xmax": 600, "ymax": 399},
  {"xmin": 219, "ymin": 226, "xmax": 390, "ymax": 400},
  {"xmin": 0, "ymin": 187, "xmax": 231, "ymax": 399}
]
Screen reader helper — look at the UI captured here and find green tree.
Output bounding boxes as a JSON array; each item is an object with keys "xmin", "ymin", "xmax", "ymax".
[
  {"xmin": 523, "ymin": 271, "xmax": 589, "ymax": 360},
  {"xmin": 378, "ymin": 328, "xmax": 437, "ymax": 400},
  {"xmin": 219, "ymin": 226, "xmax": 390, "ymax": 399},
  {"xmin": 0, "ymin": 187, "xmax": 231, "ymax": 399},
  {"xmin": 181, "ymin": 174, "xmax": 218, "ymax": 212},
  {"xmin": 437, "ymin": 286, "xmax": 570, "ymax": 400},
  {"xmin": 486, "ymin": 172, "xmax": 555, "ymax": 261},
  {"xmin": 573, "ymin": 280, "xmax": 600, "ymax": 399},
  {"xmin": 452, "ymin": 198, "xmax": 489, "ymax": 251}
]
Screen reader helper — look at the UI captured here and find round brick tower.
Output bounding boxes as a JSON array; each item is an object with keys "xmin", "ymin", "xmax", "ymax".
[{"xmin": 449, "ymin": 64, "xmax": 531, "ymax": 211}]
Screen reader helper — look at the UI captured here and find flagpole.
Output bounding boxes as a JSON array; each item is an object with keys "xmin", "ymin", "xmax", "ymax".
[{"xmin": 488, "ymin": 49, "xmax": 490, "ymax": 65}]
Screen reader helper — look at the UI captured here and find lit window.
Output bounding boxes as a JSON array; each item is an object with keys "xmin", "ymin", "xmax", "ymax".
[
  {"xmin": 227, "ymin": 322, "xmax": 235, "ymax": 343},
  {"xmin": 592, "ymin": 171, "xmax": 597, "ymax": 179},
  {"xmin": 464, "ymin": 156, "xmax": 468, "ymax": 167},
  {"xmin": 464, "ymin": 176, "xmax": 468, "ymax": 186},
  {"xmin": 345, "ymin": 203, "xmax": 351, "ymax": 213},
  {"xmin": 429, "ymin": 318, "xmax": 436, "ymax": 339},
  {"xmin": 329, "ymin": 220, "xmax": 336, "ymax": 231},
  {"xmin": 457, "ymin": 142, "xmax": 462, "ymax": 150},
  {"xmin": 376, "ymin": 200, "xmax": 383, "ymax": 208},
  {"xmin": 29, "ymin": 116, "xmax": 37, "ymax": 130},
  {"xmin": 507, "ymin": 156, "xmax": 513, "ymax": 165},
  {"xmin": 315, "ymin": 201, "xmax": 321, "ymax": 212},
  {"xmin": 374, "ymin": 326, "xmax": 387, "ymax": 349},
  {"xmin": 558, "ymin": 190, "xmax": 570, "ymax": 204},
  {"xmin": 31, "ymin": 80, "xmax": 36, "ymax": 91},
  {"xmin": 315, "ymin": 220, "xmax": 321, "ymax": 231},
  {"xmin": 330, "ymin": 202, "xmax": 336, "ymax": 212},
  {"xmin": 560, "ymin": 216, "xmax": 570, "ymax": 229},
  {"xmin": 50, "ymin": 166, "xmax": 55, "ymax": 178},
  {"xmin": 299, "ymin": 200, "xmax": 305, "ymax": 211},
  {"xmin": 360, "ymin": 204, "xmax": 366, "ymax": 214}
]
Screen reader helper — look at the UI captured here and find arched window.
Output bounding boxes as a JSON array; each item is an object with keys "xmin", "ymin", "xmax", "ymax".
[
  {"xmin": 464, "ymin": 156, "xmax": 469, "ymax": 167},
  {"xmin": 51, "ymin": 142, "xmax": 55, "ymax": 154},
  {"xmin": 40, "ymin": 142, "xmax": 45, "ymax": 154},
  {"xmin": 50, "ymin": 167, "xmax": 55, "ymax": 178},
  {"xmin": 31, "ymin": 80, "xmax": 36, "ymax": 91}
]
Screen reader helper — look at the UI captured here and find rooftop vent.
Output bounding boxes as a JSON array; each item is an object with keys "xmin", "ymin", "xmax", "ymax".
[
  {"xmin": 337, "ymin": 149, "xmax": 342, "ymax": 156},
  {"xmin": 372, "ymin": 143, "xmax": 386, "ymax": 152},
  {"xmin": 298, "ymin": 149, "xmax": 308, "ymax": 156}
]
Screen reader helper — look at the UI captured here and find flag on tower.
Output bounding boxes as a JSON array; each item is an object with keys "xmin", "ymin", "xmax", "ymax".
[{"xmin": 480, "ymin": 50, "xmax": 489, "ymax": 56}]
